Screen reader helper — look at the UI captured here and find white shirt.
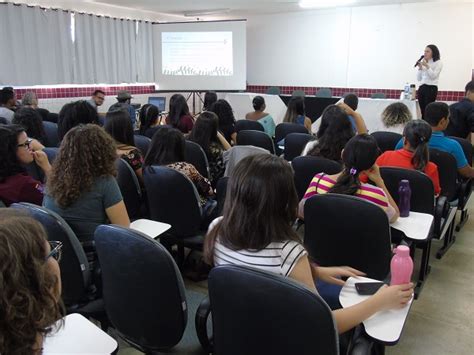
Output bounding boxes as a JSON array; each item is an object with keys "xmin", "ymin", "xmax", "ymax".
[{"xmin": 416, "ymin": 59, "xmax": 443, "ymax": 86}]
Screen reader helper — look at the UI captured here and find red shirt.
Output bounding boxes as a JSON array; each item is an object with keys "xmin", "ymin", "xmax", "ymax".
[
  {"xmin": 0, "ymin": 173, "xmax": 44, "ymax": 206},
  {"xmin": 376, "ymin": 149, "xmax": 441, "ymax": 195},
  {"xmin": 166, "ymin": 114, "xmax": 194, "ymax": 134}
]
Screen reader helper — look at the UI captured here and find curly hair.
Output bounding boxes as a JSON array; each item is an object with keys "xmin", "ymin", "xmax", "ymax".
[
  {"xmin": 381, "ymin": 102, "xmax": 412, "ymax": 128},
  {"xmin": 47, "ymin": 124, "xmax": 117, "ymax": 208},
  {"xmin": 0, "ymin": 125, "xmax": 26, "ymax": 182},
  {"xmin": 12, "ymin": 107, "xmax": 46, "ymax": 143},
  {"xmin": 0, "ymin": 209, "xmax": 64, "ymax": 355},
  {"xmin": 210, "ymin": 99, "xmax": 236, "ymax": 127}
]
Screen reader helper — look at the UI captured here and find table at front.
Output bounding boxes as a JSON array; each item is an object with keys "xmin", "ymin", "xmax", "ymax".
[{"xmin": 279, "ymin": 95, "xmax": 340, "ymax": 122}]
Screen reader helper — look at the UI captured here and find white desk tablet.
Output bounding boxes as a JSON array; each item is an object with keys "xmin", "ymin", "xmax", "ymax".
[
  {"xmin": 130, "ymin": 218, "xmax": 171, "ymax": 239},
  {"xmin": 391, "ymin": 211, "xmax": 434, "ymax": 241}
]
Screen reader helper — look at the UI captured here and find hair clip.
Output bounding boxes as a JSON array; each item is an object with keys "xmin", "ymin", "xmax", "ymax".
[{"xmin": 349, "ymin": 168, "xmax": 358, "ymax": 175}]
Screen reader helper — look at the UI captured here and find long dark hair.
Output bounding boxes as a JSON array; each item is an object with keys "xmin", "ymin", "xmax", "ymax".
[
  {"xmin": 144, "ymin": 127, "xmax": 185, "ymax": 166},
  {"xmin": 308, "ymin": 105, "xmax": 354, "ymax": 162},
  {"xmin": 138, "ymin": 104, "xmax": 159, "ymax": 135},
  {"xmin": 204, "ymin": 154, "xmax": 300, "ymax": 265},
  {"xmin": 283, "ymin": 96, "xmax": 305, "ymax": 123},
  {"xmin": 57, "ymin": 101, "xmax": 99, "ymax": 140},
  {"xmin": 329, "ymin": 134, "xmax": 380, "ymax": 195},
  {"xmin": 12, "ymin": 107, "xmax": 46, "ymax": 143},
  {"xmin": 188, "ymin": 111, "xmax": 219, "ymax": 157},
  {"xmin": 210, "ymin": 99, "xmax": 236, "ymax": 127},
  {"xmin": 203, "ymin": 91, "xmax": 217, "ymax": 111},
  {"xmin": 426, "ymin": 44, "xmax": 440, "ymax": 62},
  {"xmin": 403, "ymin": 120, "xmax": 432, "ymax": 171},
  {"xmin": 0, "ymin": 125, "xmax": 25, "ymax": 182},
  {"xmin": 104, "ymin": 109, "xmax": 135, "ymax": 147},
  {"xmin": 168, "ymin": 94, "xmax": 190, "ymax": 128}
]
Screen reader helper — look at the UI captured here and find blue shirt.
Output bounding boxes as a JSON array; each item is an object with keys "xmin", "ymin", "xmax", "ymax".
[
  {"xmin": 348, "ymin": 115, "xmax": 357, "ymax": 133},
  {"xmin": 395, "ymin": 131, "xmax": 468, "ymax": 169}
]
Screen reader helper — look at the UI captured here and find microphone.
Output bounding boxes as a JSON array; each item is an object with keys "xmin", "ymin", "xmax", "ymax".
[{"xmin": 414, "ymin": 55, "xmax": 424, "ymax": 67}]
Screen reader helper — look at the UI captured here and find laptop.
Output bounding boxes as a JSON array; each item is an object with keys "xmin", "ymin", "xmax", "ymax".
[{"xmin": 148, "ymin": 97, "xmax": 166, "ymax": 112}]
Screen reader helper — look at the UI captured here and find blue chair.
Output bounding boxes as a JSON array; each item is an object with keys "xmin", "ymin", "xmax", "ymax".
[
  {"xmin": 370, "ymin": 131, "xmax": 403, "ymax": 153},
  {"xmin": 284, "ymin": 133, "xmax": 315, "ymax": 161},
  {"xmin": 115, "ymin": 158, "xmax": 145, "ymax": 221},
  {"xmin": 236, "ymin": 130, "xmax": 275, "ymax": 154},
  {"xmin": 266, "ymin": 86, "xmax": 280, "ymax": 95},
  {"xmin": 43, "ymin": 147, "xmax": 59, "ymax": 164},
  {"xmin": 370, "ymin": 92, "xmax": 387, "ymax": 99},
  {"xmin": 235, "ymin": 119, "xmax": 265, "ymax": 133},
  {"xmin": 185, "ymin": 140, "xmax": 211, "ymax": 179},
  {"xmin": 315, "ymin": 88, "xmax": 332, "ymax": 98},
  {"xmin": 134, "ymin": 134, "xmax": 151, "ymax": 156},
  {"xmin": 43, "ymin": 121, "xmax": 59, "ymax": 147}
]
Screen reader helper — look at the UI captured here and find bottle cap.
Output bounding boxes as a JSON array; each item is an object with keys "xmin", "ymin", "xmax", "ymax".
[{"xmin": 396, "ymin": 245, "xmax": 410, "ymax": 256}]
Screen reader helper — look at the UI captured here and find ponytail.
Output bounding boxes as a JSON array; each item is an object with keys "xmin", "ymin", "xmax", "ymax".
[
  {"xmin": 411, "ymin": 140, "xmax": 429, "ymax": 171},
  {"xmin": 328, "ymin": 168, "xmax": 361, "ymax": 196},
  {"xmin": 403, "ymin": 120, "xmax": 432, "ymax": 172}
]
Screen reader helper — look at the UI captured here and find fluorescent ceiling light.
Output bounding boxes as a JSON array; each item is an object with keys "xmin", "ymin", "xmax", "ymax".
[
  {"xmin": 299, "ymin": 0, "xmax": 356, "ymax": 8},
  {"xmin": 184, "ymin": 9, "xmax": 231, "ymax": 17}
]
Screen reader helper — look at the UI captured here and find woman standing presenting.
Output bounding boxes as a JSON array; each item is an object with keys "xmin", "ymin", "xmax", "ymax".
[{"xmin": 416, "ymin": 44, "xmax": 443, "ymax": 118}]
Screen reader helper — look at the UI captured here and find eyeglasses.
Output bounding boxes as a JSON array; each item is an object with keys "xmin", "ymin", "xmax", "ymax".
[
  {"xmin": 46, "ymin": 241, "xmax": 63, "ymax": 262},
  {"xmin": 17, "ymin": 138, "xmax": 33, "ymax": 149}
]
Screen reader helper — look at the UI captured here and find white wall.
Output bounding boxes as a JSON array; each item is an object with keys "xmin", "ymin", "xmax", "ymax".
[{"xmin": 247, "ymin": 2, "xmax": 473, "ymax": 91}]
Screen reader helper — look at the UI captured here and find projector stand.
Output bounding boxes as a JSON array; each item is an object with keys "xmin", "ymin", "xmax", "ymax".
[{"xmin": 185, "ymin": 91, "xmax": 204, "ymax": 115}]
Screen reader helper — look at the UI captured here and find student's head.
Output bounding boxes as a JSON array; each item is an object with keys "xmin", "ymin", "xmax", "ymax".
[
  {"xmin": 168, "ymin": 94, "xmax": 190, "ymax": 127},
  {"xmin": 0, "ymin": 125, "xmax": 31, "ymax": 182},
  {"xmin": 381, "ymin": 102, "xmax": 412, "ymax": 128},
  {"xmin": 138, "ymin": 104, "xmax": 160, "ymax": 135},
  {"xmin": 12, "ymin": 107, "xmax": 46, "ymax": 143},
  {"xmin": 104, "ymin": 109, "xmax": 135, "ymax": 147},
  {"xmin": 403, "ymin": 120, "xmax": 432, "ymax": 171},
  {"xmin": 144, "ymin": 127, "xmax": 185, "ymax": 166},
  {"xmin": 424, "ymin": 102, "xmax": 449, "ymax": 130},
  {"xmin": 283, "ymin": 96, "xmax": 305, "ymax": 123},
  {"xmin": 57, "ymin": 101, "xmax": 99, "ymax": 140},
  {"xmin": 204, "ymin": 154, "xmax": 299, "ymax": 265},
  {"xmin": 91, "ymin": 89, "xmax": 106, "ymax": 107},
  {"xmin": 0, "ymin": 208, "xmax": 64, "ymax": 354},
  {"xmin": 329, "ymin": 134, "xmax": 380, "ymax": 195},
  {"xmin": 252, "ymin": 96, "xmax": 266, "ymax": 111},
  {"xmin": 343, "ymin": 93, "xmax": 359, "ymax": 111},
  {"xmin": 309, "ymin": 105, "xmax": 354, "ymax": 162},
  {"xmin": 424, "ymin": 44, "xmax": 440, "ymax": 62},
  {"xmin": 210, "ymin": 99, "xmax": 236, "ymax": 127},
  {"xmin": 188, "ymin": 111, "xmax": 219, "ymax": 155},
  {"xmin": 116, "ymin": 90, "xmax": 132, "ymax": 104},
  {"xmin": 21, "ymin": 91, "xmax": 39, "ymax": 108},
  {"xmin": 465, "ymin": 80, "xmax": 474, "ymax": 102},
  {"xmin": 47, "ymin": 124, "xmax": 117, "ymax": 208},
  {"xmin": 203, "ymin": 91, "xmax": 218, "ymax": 111},
  {"xmin": 0, "ymin": 88, "xmax": 15, "ymax": 108}
]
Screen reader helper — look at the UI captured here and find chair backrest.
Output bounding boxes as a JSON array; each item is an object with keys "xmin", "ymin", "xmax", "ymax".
[
  {"xmin": 235, "ymin": 119, "xmax": 264, "ymax": 133},
  {"xmin": 144, "ymin": 166, "xmax": 202, "ymax": 237},
  {"xmin": 94, "ymin": 225, "xmax": 187, "ymax": 351},
  {"xmin": 292, "ymin": 156, "xmax": 342, "ymax": 200},
  {"xmin": 236, "ymin": 130, "xmax": 275, "ymax": 154},
  {"xmin": 10, "ymin": 203, "xmax": 91, "ymax": 305},
  {"xmin": 46, "ymin": 112, "xmax": 59, "ymax": 124},
  {"xmin": 370, "ymin": 131, "xmax": 403, "ymax": 153},
  {"xmin": 266, "ymin": 86, "xmax": 280, "ymax": 95},
  {"xmin": 275, "ymin": 122, "xmax": 309, "ymax": 144},
  {"xmin": 184, "ymin": 140, "xmax": 210, "ymax": 179},
  {"xmin": 380, "ymin": 167, "xmax": 434, "ymax": 215},
  {"xmin": 371, "ymin": 92, "xmax": 387, "ymax": 99},
  {"xmin": 209, "ymin": 265, "xmax": 339, "ymax": 355},
  {"xmin": 315, "ymin": 88, "xmax": 332, "ymax": 98},
  {"xmin": 134, "ymin": 134, "xmax": 151, "ymax": 156},
  {"xmin": 216, "ymin": 176, "xmax": 229, "ymax": 216},
  {"xmin": 291, "ymin": 90, "xmax": 306, "ymax": 98},
  {"xmin": 284, "ymin": 133, "xmax": 315, "ymax": 161},
  {"xmin": 448, "ymin": 136, "xmax": 473, "ymax": 166},
  {"xmin": 43, "ymin": 147, "xmax": 59, "ymax": 164},
  {"xmin": 43, "ymin": 121, "xmax": 59, "ymax": 148},
  {"xmin": 304, "ymin": 194, "xmax": 391, "ymax": 280},
  {"xmin": 115, "ymin": 158, "xmax": 143, "ymax": 221},
  {"xmin": 429, "ymin": 148, "xmax": 458, "ymax": 201}
]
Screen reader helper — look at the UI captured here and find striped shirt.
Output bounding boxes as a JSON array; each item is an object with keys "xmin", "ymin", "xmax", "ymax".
[{"xmin": 210, "ymin": 218, "xmax": 307, "ymax": 277}]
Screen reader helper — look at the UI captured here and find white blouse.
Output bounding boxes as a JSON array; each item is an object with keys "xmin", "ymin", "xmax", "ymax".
[{"xmin": 416, "ymin": 59, "xmax": 443, "ymax": 86}]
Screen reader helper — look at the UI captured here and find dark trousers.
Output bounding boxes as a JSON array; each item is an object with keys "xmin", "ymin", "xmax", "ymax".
[{"xmin": 418, "ymin": 84, "xmax": 438, "ymax": 118}]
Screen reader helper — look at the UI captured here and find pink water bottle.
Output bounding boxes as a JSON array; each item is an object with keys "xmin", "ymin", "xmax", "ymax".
[{"xmin": 390, "ymin": 245, "xmax": 413, "ymax": 285}]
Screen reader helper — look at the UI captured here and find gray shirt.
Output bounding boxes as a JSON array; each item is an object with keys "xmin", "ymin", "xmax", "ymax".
[{"xmin": 0, "ymin": 107, "xmax": 14, "ymax": 122}]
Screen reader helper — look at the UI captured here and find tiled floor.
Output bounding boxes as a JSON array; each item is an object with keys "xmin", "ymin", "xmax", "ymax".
[{"xmin": 118, "ymin": 201, "xmax": 474, "ymax": 355}]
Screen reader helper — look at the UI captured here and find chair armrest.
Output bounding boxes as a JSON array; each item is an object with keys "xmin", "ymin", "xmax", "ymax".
[
  {"xmin": 195, "ymin": 295, "xmax": 213, "ymax": 353},
  {"xmin": 457, "ymin": 178, "xmax": 472, "ymax": 209},
  {"xmin": 434, "ymin": 195, "xmax": 448, "ymax": 237}
]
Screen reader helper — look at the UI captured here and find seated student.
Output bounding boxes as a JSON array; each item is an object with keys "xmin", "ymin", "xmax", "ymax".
[
  {"xmin": 104, "ymin": 109, "xmax": 144, "ymax": 184},
  {"xmin": 57, "ymin": 100, "xmax": 99, "ymax": 141},
  {"xmin": 188, "ymin": 111, "xmax": 231, "ymax": 186},
  {"xmin": 282, "ymin": 96, "xmax": 312, "ymax": 133},
  {"xmin": 343, "ymin": 93, "xmax": 360, "ymax": 133},
  {"xmin": 0, "ymin": 87, "xmax": 15, "ymax": 122},
  {"xmin": 245, "ymin": 96, "xmax": 276, "ymax": 137},
  {"xmin": 109, "ymin": 90, "xmax": 136, "ymax": 127},
  {"xmin": 379, "ymin": 102, "xmax": 412, "ymax": 134},
  {"xmin": 395, "ymin": 102, "xmax": 474, "ymax": 179},
  {"xmin": 204, "ymin": 154, "xmax": 412, "ymax": 334},
  {"xmin": 166, "ymin": 94, "xmax": 194, "ymax": 134},
  {"xmin": 12, "ymin": 107, "xmax": 47, "ymax": 145},
  {"xmin": 445, "ymin": 80, "xmax": 474, "ymax": 139},
  {"xmin": 303, "ymin": 105, "xmax": 356, "ymax": 162},
  {"xmin": 375, "ymin": 120, "xmax": 441, "ymax": 195},
  {"xmin": 43, "ymin": 124, "xmax": 130, "ymax": 268},
  {"xmin": 203, "ymin": 91, "xmax": 218, "ymax": 112},
  {"xmin": 0, "ymin": 125, "xmax": 51, "ymax": 206},
  {"xmin": 300, "ymin": 134, "xmax": 399, "ymax": 223},
  {"xmin": 210, "ymin": 99, "xmax": 237, "ymax": 144},
  {"xmin": 21, "ymin": 91, "xmax": 39, "ymax": 109},
  {"xmin": 144, "ymin": 126, "xmax": 214, "ymax": 207},
  {"xmin": 138, "ymin": 103, "xmax": 162, "ymax": 138},
  {"xmin": 0, "ymin": 209, "xmax": 64, "ymax": 355}
]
